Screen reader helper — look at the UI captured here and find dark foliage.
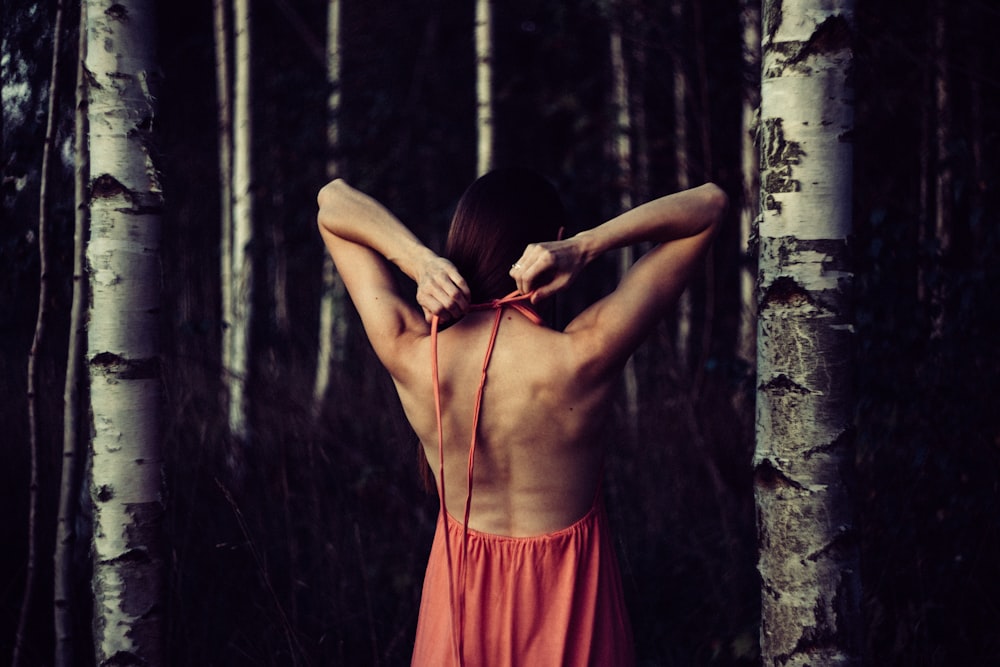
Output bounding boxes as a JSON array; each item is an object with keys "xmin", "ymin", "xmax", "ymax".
[{"xmin": 854, "ymin": 0, "xmax": 1000, "ymax": 664}]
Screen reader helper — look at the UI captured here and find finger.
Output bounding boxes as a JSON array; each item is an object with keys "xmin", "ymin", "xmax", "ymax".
[
  {"xmin": 510, "ymin": 254, "xmax": 534, "ymax": 294},
  {"xmin": 435, "ymin": 279, "xmax": 469, "ymax": 317},
  {"xmin": 517, "ymin": 254, "xmax": 551, "ymax": 295}
]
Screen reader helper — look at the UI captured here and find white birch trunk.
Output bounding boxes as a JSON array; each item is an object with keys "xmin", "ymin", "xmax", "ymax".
[
  {"xmin": 313, "ymin": 0, "xmax": 348, "ymax": 412},
  {"xmin": 229, "ymin": 0, "xmax": 253, "ymax": 440},
  {"xmin": 475, "ymin": 0, "xmax": 493, "ymax": 176},
  {"xmin": 54, "ymin": 7, "xmax": 88, "ymax": 664},
  {"xmin": 213, "ymin": 0, "xmax": 234, "ymax": 379},
  {"xmin": 755, "ymin": 1, "xmax": 861, "ymax": 664},
  {"xmin": 609, "ymin": 22, "xmax": 639, "ymax": 444},
  {"xmin": 85, "ymin": 1, "xmax": 165, "ymax": 663},
  {"xmin": 737, "ymin": 0, "xmax": 761, "ymax": 366}
]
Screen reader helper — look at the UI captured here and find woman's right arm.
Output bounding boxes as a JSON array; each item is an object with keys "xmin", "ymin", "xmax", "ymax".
[{"xmin": 511, "ymin": 183, "xmax": 727, "ymax": 381}]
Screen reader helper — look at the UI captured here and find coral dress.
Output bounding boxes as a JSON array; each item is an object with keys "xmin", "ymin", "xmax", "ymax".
[{"xmin": 411, "ymin": 294, "xmax": 634, "ymax": 667}]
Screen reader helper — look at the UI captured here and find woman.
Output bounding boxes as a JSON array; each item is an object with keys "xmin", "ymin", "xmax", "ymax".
[{"xmin": 317, "ymin": 169, "xmax": 726, "ymax": 666}]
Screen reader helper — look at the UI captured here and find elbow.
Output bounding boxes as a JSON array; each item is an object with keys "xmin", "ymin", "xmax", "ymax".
[
  {"xmin": 316, "ymin": 179, "xmax": 348, "ymax": 235},
  {"xmin": 706, "ymin": 183, "xmax": 729, "ymax": 219},
  {"xmin": 701, "ymin": 183, "xmax": 729, "ymax": 232}
]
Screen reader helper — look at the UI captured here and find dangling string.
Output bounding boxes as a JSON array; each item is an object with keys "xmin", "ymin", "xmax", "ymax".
[{"xmin": 430, "ymin": 290, "xmax": 540, "ymax": 666}]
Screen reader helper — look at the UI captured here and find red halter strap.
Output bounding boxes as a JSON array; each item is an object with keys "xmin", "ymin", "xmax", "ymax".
[{"xmin": 429, "ymin": 290, "xmax": 540, "ymax": 665}]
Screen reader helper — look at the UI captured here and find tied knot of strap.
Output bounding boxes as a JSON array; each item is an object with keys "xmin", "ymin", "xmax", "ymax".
[{"xmin": 468, "ymin": 290, "xmax": 543, "ymax": 324}]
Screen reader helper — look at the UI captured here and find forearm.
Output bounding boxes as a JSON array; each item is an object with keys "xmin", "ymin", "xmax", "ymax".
[
  {"xmin": 317, "ymin": 179, "xmax": 435, "ymax": 281},
  {"xmin": 574, "ymin": 182, "xmax": 727, "ymax": 262}
]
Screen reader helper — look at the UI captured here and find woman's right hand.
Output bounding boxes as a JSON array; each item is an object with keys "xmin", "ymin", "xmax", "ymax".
[
  {"xmin": 416, "ymin": 254, "xmax": 471, "ymax": 323},
  {"xmin": 509, "ymin": 235, "xmax": 591, "ymax": 303}
]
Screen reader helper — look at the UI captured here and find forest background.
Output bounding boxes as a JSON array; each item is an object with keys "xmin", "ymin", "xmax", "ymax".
[{"xmin": 2, "ymin": 0, "xmax": 999, "ymax": 665}]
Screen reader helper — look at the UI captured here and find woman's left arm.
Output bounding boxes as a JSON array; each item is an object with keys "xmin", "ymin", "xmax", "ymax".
[{"xmin": 317, "ymin": 180, "xmax": 470, "ymax": 372}]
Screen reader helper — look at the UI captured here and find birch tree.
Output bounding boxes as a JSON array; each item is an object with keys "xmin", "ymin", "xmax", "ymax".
[
  {"xmin": 737, "ymin": 0, "xmax": 760, "ymax": 367},
  {"xmin": 608, "ymin": 10, "xmax": 639, "ymax": 443},
  {"xmin": 754, "ymin": 1, "xmax": 861, "ymax": 664},
  {"xmin": 85, "ymin": 1, "xmax": 165, "ymax": 662},
  {"xmin": 213, "ymin": 0, "xmax": 234, "ymax": 393},
  {"xmin": 313, "ymin": 0, "xmax": 348, "ymax": 412},
  {"xmin": 227, "ymin": 0, "xmax": 254, "ymax": 441},
  {"xmin": 475, "ymin": 0, "xmax": 493, "ymax": 176},
  {"xmin": 14, "ymin": 2, "xmax": 65, "ymax": 664}
]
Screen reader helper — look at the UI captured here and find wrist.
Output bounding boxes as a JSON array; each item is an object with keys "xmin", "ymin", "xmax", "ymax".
[
  {"xmin": 572, "ymin": 229, "xmax": 604, "ymax": 265},
  {"xmin": 401, "ymin": 243, "xmax": 438, "ymax": 282}
]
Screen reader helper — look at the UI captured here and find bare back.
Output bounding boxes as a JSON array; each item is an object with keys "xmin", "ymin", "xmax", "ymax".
[
  {"xmin": 318, "ymin": 178, "xmax": 725, "ymax": 538},
  {"xmin": 393, "ymin": 306, "xmax": 615, "ymax": 537}
]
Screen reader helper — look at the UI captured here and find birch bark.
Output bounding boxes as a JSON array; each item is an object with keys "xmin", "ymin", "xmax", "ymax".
[
  {"xmin": 213, "ymin": 0, "xmax": 234, "ymax": 381},
  {"xmin": 754, "ymin": 1, "xmax": 861, "ymax": 664},
  {"xmin": 85, "ymin": 1, "xmax": 165, "ymax": 663},
  {"xmin": 609, "ymin": 18, "xmax": 639, "ymax": 444},
  {"xmin": 475, "ymin": 0, "xmax": 493, "ymax": 176},
  {"xmin": 313, "ymin": 0, "xmax": 348, "ymax": 412},
  {"xmin": 738, "ymin": 0, "xmax": 761, "ymax": 367},
  {"xmin": 229, "ymin": 0, "xmax": 253, "ymax": 440}
]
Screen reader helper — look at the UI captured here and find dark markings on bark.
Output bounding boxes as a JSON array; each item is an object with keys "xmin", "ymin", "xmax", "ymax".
[
  {"xmin": 91, "ymin": 352, "xmax": 162, "ymax": 380},
  {"xmin": 803, "ymin": 426, "xmax": 853, "ymax": 460},
  {"xmin": 763, "ymin": 0, "xmax": 782, "ymax": 45},
  {"xmin": 775, "ymin": 572, "xmax": 858, "ymax": 665},
  {"xmin": 83, "ymin": 65, "xmax": 102, "ymax": 91},
  {"xmin": 91, "ymin": 173, "xmax": 163, "ymax": 213},
  {"xmin": 761, "ymin": 118, "xmax": 803, "ymax": 195},
  {"xmin": 106, "ymin": 5, "xmax": 128, "ymax": 21},
  {"xmin": 761, "ymin": 275, "xmax": 812, "ymax": 310},
  {"xmin": 105, "ymin": 548, "xmax": 151, "ymax": 565},
  {"xmin": 755, "ymin": 457, "xmax": 807, "ymax": 491},
  {"xmin": 101, "ymin": 651, "xmax": 143, "ymax": 667},
  {"xmin": 92, "ymin": 174, "xmax": 127, "ymax": 198},
  {"xmin": 805, "ymin": 524, "xmax": 858, "ymax": 563},
  {"xmin": 788, "ymin": 15, "xmax": 852, "ymax": 66},
  {"xmin": 96, "ymin": 485, "xmax": 114, "ymax": 502},
  {"xmin": 760, "ymin": 578, "xmax": 782, "ymax": 602},
  {"xmin": 760, "ymin": 372, "xmax": 811, "ymax": 395}
]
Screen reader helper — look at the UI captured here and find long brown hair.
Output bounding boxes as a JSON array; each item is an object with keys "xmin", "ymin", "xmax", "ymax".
[{"xmin": 445, "ymin": 168, "xmax": 567, "ymax": 302}]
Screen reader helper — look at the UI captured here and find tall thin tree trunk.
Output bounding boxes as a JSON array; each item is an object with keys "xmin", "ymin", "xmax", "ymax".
[
  {"xmin": 609, "ymin": 16, "xmax": 639, "ymax": 444},
  {"xmin": 230, "ymin": 0, "xmax": 254, "ymax": 441},
  {"xmin": 14, "ymin": 2, "xmax": 65, "ymax": 664},
  {"xmin": 313, "ymin": 0, "xmax": 348, "ymax": 413},
  {"xmin": 85, "ymin": 0, "xmax": 166, "ymax": 663},
  {"xmin": 475, "ymin": 0, "xmax": 493, "ymax": 176},
  {"xmin": 670, "ymin": 0, "xmax": 692, "ymax": 372},
  {"xmin": 214, "ymin": 0, "xmax": 234, "ymax": 385},
  {"xmin": 54, "ymin": 7, "xmax": 88, "ymax": 665},
  {"xmin": 737, "ymin": 0, "xmax": 760, "ymax": 367},
  {"xmin": 755, "ymin": 2, "xmax": 861, "ymax": 664}
]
